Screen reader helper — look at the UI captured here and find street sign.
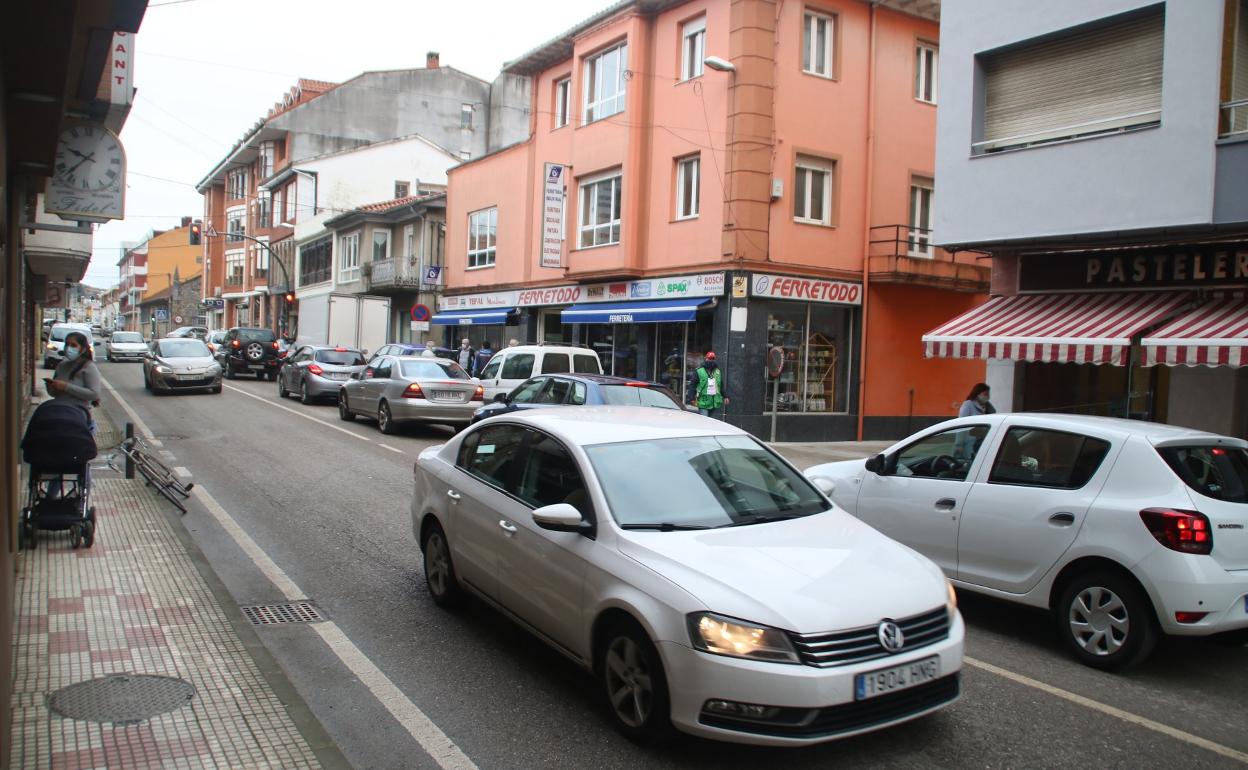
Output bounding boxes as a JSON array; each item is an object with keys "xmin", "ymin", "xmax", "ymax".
[
  {"xmin": 411, "ymin": 320, "xmax": 430, "ymax": 332},
  {"xmin": 174, "ymin": 315, "xmax": 183, "ymax": 324},
  {"xmin": 202, "ymin": 298, "xmax": 225, "ymax": 310},
  {"xmin": 154, "ymin": 308, "xmax": 169, "ymax": 321},
  {"xmin": 423, "ymin": 266, "xmax": 443, "ymax": 286},
  {"xmin": 732, "ymin": 276, "xmax": 748, "ymax": 298},
  {"xmin": 411, "ymin": 304, "xmax": 431, "ymax": 322}
]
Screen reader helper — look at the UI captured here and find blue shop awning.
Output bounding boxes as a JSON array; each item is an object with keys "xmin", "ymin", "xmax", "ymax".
[
  {"xmin": 561, "ymin": 298, "xmax": 712, "ymax": 324},
  {"xmin": 430, "ymin": 307, "xmax": 516, "ymax": 325}
]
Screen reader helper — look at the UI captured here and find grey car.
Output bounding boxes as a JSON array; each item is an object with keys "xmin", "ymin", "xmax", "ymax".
[
  {"xmin": 338, "ymin": 355, "xmax": 482, "ymax": 434},
  {"xmin": 279, "ymin": 345, "xmax": 367, "ymax": 404},
  {"xmin": 143, "ymin": 338, "xmax": 223, "ymax": 395}
]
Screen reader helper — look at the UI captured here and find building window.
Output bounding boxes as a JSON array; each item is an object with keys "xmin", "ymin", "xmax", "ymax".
[
  {"xmin": 339, "ymin": 231, "xmax": 361, "ymax": 282},
  {"xmin": 227, "ymin": 169, "xmax": 247, "ymax": 200},
  {"xmin": 461, "ymin": 103, "xmax": 473, "ymax": 129},
  {"xmin": 681, "ymin": 16, "xmax": 707, "ymax": 81},
  {"xmin": 915, "ymin": 43, "xmax": 938, "ymax": 104},
  {"xmin": 578, "ymin": 172, "xmax": 622, "ymax": 247},
  {"xmin": 554, "ymin": 77, "xmax": 571, "ymax": 128},
  {"xmin": 978, "ymin": 8, "xmax": 1164, "ymax": 153},
  {"xmin": 394, "ymin": 181, "xmax": 410, "ymax": 199},
  {"xmin": 372, "ymin": 229, "xmax": 390, "ymax": 262},
  {"xmin": 258, "ymin": 142, "xmax": 275, "ymax": 180},
  {"xmin": 766, "ymin": 304, "xmax": 852, "ymax": 413},
  {"xmin": 468, "ymin": 208, "xmax": 497, "ymax": 268},
  {"xmin": 802, "ymin": 10, "xmax": 835, "ymax": 78},
  {"xmin": 1226, "ymin": 0, "xmax": 1248, "ymax": 135},
  {"xmin": 226, "ymin": 210, "xmax": 245, "ymax": 243},
  {"xmin": 583, "ymin": 43, "xmax": 628, "ymax": 123},
  {"xmin": 225, "ymin": 251, "xmax": 245, "ymax": 285},
  {"xmin": 299, "ymin": 235, "xmax": 332, "ymax": 286},
  {"xmin": 256, "ymin": 193, "xmax": 271, "ymax": 229},
  {"xmin": 253, "ymin": 242, "xmax": 270, "ymax": 280},
  {"xmin": 459, "ymin": 150, "xmax": 471, "ymax": 161},
  {"xmin": 908, "ymin": 177, "xmax": 934, "ymax": 257},
  {"xmin": 793, "ymin": 155, "xmax": 834, "ymax": 225},
  {"xmin": 283, "ymin": 182, "xmax": 296, "ymax": 224},
  {"xmin": 675, "ymin": 155, "xmax": 700, "ymax": 220}
]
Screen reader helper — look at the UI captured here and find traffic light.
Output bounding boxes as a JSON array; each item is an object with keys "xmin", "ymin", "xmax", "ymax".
[
  {"xmin": 284, "ymin": 292, "xmax": 295, "ymax": 305},
  {"xmin": 189, "ymin": 221, "xmax": 202, "ymax": 246}
]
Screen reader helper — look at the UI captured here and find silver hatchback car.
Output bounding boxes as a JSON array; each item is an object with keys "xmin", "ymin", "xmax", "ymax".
[
  {"xmin": 279, "ymin": 345, "xmax": 367, "ymax": 404},
  {"xmin": 338, "ymin": 355, "xmax": 482, "ymax": 433}
]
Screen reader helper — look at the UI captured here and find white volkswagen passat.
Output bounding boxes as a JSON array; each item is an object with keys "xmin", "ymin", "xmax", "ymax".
[
  {"xmin": 411, "ymin": 407, "xmax": 963, "ymax": 745},
  {"xmin": 806, "ymin": 413, "xmax": 1248, "ymax": 671}
]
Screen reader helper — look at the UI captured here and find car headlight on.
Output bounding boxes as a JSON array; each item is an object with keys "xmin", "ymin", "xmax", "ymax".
[
  {"xmin": 688, "ymin": 613, "xmax": 800, "ymax": 664},
  {"xmin": 154, "ymin": 365, "xmax": 171, "ymax": 374}
]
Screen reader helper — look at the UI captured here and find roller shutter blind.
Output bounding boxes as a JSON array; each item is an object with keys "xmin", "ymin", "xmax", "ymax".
[
  {"xmin": 1233, "ymin": 0, "xmax": 1248, "ymax": 132},
  {"xmin": 980, "ymin": 9, "xmax": 1164, "ymax": 151}
]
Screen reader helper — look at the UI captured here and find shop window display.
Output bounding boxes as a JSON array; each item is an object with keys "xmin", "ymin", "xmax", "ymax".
[{"xmin": 765, "ymin": 305, "xmax": 851, "ymax": 413}]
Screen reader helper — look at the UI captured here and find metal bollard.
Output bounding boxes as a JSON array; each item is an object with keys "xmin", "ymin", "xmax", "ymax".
[{"xmin": 124, "ymin": 422, "xmax": 135, "ymax": 479}]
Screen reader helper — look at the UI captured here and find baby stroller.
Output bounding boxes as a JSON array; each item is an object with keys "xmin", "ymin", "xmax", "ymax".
[{"xmin": 19, "ymin": 400, "xmax": 98, "ymax": 549}]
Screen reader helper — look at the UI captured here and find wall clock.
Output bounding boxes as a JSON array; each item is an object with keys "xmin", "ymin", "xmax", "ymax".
[{"xmin": 45, "ymin": 123, "xmax": 126, "ymax": 221}]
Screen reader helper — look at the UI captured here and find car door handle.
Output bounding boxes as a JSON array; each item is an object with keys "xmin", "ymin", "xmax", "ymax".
[
  {"xmin": 1049, "ymin": 512, "xmax": 1076, "ymax": 526},
  {"xmin": 935, "ymin": 498, "xmax": 957, "ymax": 511},
  {"xmin": 446, "ymin": 489, "xmax": 461, "ymax": 501},
  {"xmin": 498, "ymin": 520, "xmax": 517, "ymax": 534}
]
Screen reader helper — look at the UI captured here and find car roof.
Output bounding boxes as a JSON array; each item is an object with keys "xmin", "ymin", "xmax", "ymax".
[
  {"xmin": 944, "ymin": 412, "xmax": 1233, "ymax": 442},
  {"xmin": 500, "ymin": 406, "xmax": 743, "ymax": 445},
  {"xmin": 531, "ymin": 373, "xmax": 666, "ymax": 387},
  {"xmin": 392, "ymin": 355, "xmax": 457, "ymax": 363},
  {"xmin": 306, "ymin": 344, "xmax": 363, "ymax": 352}
]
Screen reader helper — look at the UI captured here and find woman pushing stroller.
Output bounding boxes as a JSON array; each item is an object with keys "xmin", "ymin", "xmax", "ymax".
[{"xmin": 46, "ymin": 331, "xmax": 100, "ymax": 432}]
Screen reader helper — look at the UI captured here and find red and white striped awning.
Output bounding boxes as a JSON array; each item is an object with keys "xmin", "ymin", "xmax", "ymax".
[
  {"xmin": 923, "ymin": 292, "xmax": 1191, "ymax": 366},
  {"xmin": 1142, "ymin": 296, "xmax": 1248, "ymax": 367}
]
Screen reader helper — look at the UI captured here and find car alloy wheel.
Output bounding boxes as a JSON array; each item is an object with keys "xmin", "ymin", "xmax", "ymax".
[
  {"xmin": 1057, "ymin": 571, "xmax": 1156, "ymax": 670},
  {"xmin": 422, "ymin": 524, "xmax": 464, "ymax": 608},
  {"xmin": 600, "ymin": 623, "xmax": 673, "ymax": 744},
  {"xmin": 378, "ymin": 401, "xmax": 396, "ymax": 435},
  {"xmin": 278, "ymin": 375, "xmax": 289, "ymax": 398},
  {"xmin": 338, "ymin": 393, "xmax": 355, "ymax": 422},
  {"xmin": 300, "ymin": 381, "xmax": 312, "ymax": 405}
]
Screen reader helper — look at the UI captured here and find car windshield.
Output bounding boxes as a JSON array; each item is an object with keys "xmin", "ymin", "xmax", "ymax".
[
  {"xmin": 316, "ymin": 349, "xmax": 366, "ymax": 366},
  {"xmin": 111, "ymin": 332, "xmax": 142, "ymax": 343},
  {"xmin": 235, "ymin": 328, "xmax": 276, "ymax": 343},
  {"xmin": 597, "ymin": 384, "xmax": 681, "ymax": 409},
  {"xmin": 1159, "ymin": 445, "xmax": 1248, "ymax": 504},
  {"xmin": 586, "ymin": 435, "xmax": 830, "ymax": 529},
  {"xmin": 50, "ymin": 327, "xmax": 88, "ymax": 341},
  {"xmin": 400, "ymin": 360, "xmax": 470, "ymax": 379},
  {"xmin": 158, "ymin": 339, "xmax": 211, "ymax": 358}
]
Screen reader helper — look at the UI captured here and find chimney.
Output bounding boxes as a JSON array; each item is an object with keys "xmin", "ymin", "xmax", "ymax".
[
  {"xmin": 181, "ymin": 216, "xmax": 192, "ymax": 228},
  {"xmin": 426, "ymin": 51, "xmax": 440, "ymax": 69}
]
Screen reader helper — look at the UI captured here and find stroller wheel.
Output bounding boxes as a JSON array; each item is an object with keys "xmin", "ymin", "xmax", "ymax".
[
  {"xmin": 22, "ymin": 522, "xmax": 36, "ymax": 550},
  {"xmin": 88, "ymin": 506, "xmax": 97, "ymax": 523},
  {"xmin": 70, "ymin": 524, "xmax": 83, "ymax": 549},
  {"xmin": 83, "ymin": 521, "xmax": 96, "ymax": 548}
]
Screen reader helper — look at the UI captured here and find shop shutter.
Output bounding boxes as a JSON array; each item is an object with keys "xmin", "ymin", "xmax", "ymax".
[{"xmin": 981, "ymin": 9, "xmax": 1164, "ymax": 150}]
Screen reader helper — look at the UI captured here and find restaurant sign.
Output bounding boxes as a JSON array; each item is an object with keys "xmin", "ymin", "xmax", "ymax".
[
  {"xmin": 1020, "ymin": 244, "xmax": 1248, "ymax": 292},
  {"xmin": 439, "ymin": 272, "xmax": 726, "ymax": 310}
]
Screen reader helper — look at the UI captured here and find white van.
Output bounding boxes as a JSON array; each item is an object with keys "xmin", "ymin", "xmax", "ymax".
[{"xmin": 476, "ymin": 345, "xmax": 603, "ymax": 401}]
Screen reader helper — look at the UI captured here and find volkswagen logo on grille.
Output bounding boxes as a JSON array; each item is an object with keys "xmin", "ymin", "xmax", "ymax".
[{"xmin": 877, "ymin": 620, "xmax": 904, "ymax": 652}]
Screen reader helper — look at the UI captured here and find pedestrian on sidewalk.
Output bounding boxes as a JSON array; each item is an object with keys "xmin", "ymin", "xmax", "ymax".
[
  {"xmin": 474, "ymin": 340, "xmax": 495, "ymax": 374},
  {"xmin": 958, "ymin": 382, "xmax": 996, "ymax": 417},
  {"xmin": 690, "ymin": 351, "xmax": 729, "ymax": 420},
  {"xmin": 456, "ymin": 338, "xmax": 475, "ymax": 374},
  {"xmin": 422, "ymin": 339, "xmax": 439, "ymax": 358},
  {"xmin": 508, "ymin": 338, "xmax": 520, "ymax": 347},
  {"xmin": 46, "ymin": 331, "xmax": 101, "ymax": 434}
]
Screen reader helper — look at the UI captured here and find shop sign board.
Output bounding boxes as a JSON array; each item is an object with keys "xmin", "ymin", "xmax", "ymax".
[
  {"xmin": 1019, "ymin": 244, "xmax": 1248, "ymax": 293},
  {"xmin": 750, "ymin": 273, "xmax": 862, "ymax": 305},
  {"xmin": 438, "ymin": 272, "xmax": 726, "ymax": 310},
  {"xmin": 541, "ymin": 163, "xmax": 566, "ymax": 269}
]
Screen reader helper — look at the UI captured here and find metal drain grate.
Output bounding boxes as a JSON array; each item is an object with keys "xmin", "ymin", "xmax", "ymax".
[
  {"xmin": 240, "ymin": 601, "xmax": 325, "ymax": 625},
  {"xmin": 49, "ymin": 674, "xmax": 196, "ymax": 724}
]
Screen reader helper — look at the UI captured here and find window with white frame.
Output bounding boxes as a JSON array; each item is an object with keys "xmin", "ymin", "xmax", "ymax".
[
  {"xmin": 583, "ymin": 43, "xmax": 628, "ymax": 123},
  {"xmin": 459, "ymin": 150, "xmax": 471, "ymax": 161},
  {"xmin": 372, "ymin": 229, "xmax": 390, "ymax": 262},
  {"xmin": 225, "ymin": 251, "xmax": 245, "ymax": 285},
  {"xmin": 554, "ymin": 77, "xmax": 571, "ymax": 128},
  {"xmin": 253, "ymin": 241, "xmax": 270, "ymax": 279},
  {"xmin": 255, "ymin": 192, "xmax": 271, "ymax": 229},
  {"xmin": 394, "ymin": 181, "xmax": 410, "ymax": 199},
  {"xmin": 909, "ymin": 178, "xmax": 934, "ymax": 257},
  {"xmin": 676, "ymin": 155, "xmax": 700, "ymax": 220},
  {"xmin": 793, "ymin": 155, "xmax": 834, "ymax": 225},
  {"xmin": 227, "ymin": 169, "xmax": 247, "ymax": 200},
  {"xmin": 226, "ymin": 210, "xmax": 245, "ymax": 243},
  {"xmin": 339, "ymin": 231, "xmax": 361, "ymax": 282},
  {"xmin": 404, "ymin": 224, "xmax": 416, "ymax": 260},
  {"xmin": 579, "ymin": 171, "xmax": 622, "ymax": 247},
  {"xmin": 915, "ymin": 43, "xmax": 938, "ymax": 103},
  {"xmin": 258, "ymin": 142, "xmax": 275, "ymax": 180},
  {"xmin": 283, "ymin": 182, "xmax": 296, "ymax": 224},
  {"xmin": 468, "ymin": 208, "xmax": 497, "ymax": 268},
  {"xmin": 802, "ymin": 9, "xmax": 835, "ymax": 77},
  {"xmin": 681, "ymin": 16, "xmax": 706, "ymax": 81}
]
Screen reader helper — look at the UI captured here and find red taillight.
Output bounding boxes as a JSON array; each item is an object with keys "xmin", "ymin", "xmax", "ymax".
[
  {"xmin": 271, "ymin": 341, "xmax": 279, "ymax": 350},
  {"xmin": 1174, "ymin": 611, "xmax": 1209, "ymax": 624},
  {"xmin": 334, "ymin": 346, "xmax": 348, "ymax": 352},
  {"xmin": 1211, "ymin": 447, "xmax": 1227, "ymax": 456},
  {"xmin": 403, "ymin": 382, "xmax": 425, "ymax": 399},
  {"xmin": 231, "ymin": 339, "xmax": 241, "ymax": 348},
  {"xmin": 624, "ymin": 381, "xmax": 649, "ymax": 387},
  {"xmin": 308, "ymin": 364, "xmax": 324, "ymax": 376},
  {"xmin": 471, "ymin": 385, "xmax": 484, "ymax": 401},
  {"xmin": 1139, "ymin": 508, "xmax": 1213, "ymax": 555}
]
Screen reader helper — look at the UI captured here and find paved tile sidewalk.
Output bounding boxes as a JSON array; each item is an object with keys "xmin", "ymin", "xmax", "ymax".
[{"xmin": 10, "ymin": 475, "xmax": 325, "ymax": 769}]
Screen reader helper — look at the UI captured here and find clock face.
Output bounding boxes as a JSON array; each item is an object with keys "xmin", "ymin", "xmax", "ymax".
[{"xmin": 53, "ymin": 125, "xmax": 124, "ymax": 193}]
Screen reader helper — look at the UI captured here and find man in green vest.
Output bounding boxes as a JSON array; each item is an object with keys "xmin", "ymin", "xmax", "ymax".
[{"xmin": 690, "ymin": 351, "xmax": 729, "ymax": 419}]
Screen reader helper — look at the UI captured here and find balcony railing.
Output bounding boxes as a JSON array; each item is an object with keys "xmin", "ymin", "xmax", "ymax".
[
  {"xmin": 367, "ymin": 257, "xmax": 430, "ymax": 289},
  {"xmin": 869, "ymin": 225, "xmax": 948, "ymax": 261},
  {"xmin": 1220, "ymin": 99, "xmax": 1248, "ymax": 138},
  {"xmin": 866, "ymin": 225, "xmax": 990, "ymax": 291}
]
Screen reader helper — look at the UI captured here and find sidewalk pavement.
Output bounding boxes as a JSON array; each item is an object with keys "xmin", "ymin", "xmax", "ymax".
[
  {"xmin": 769, "ymin": 440, "xmax": 892, "ymax": 469},
  {"xmin": 10, "ymin": 413, "xmax": 341, "ymax": 769}
]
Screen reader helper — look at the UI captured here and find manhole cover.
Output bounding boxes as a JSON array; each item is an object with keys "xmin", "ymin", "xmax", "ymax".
[
  {"xmin": 49, "ymin": 674, "xmax": 196, "ymax": 724},
  {"xmin": 240, "ymin": 601, "xmax": 325, "ymax": 625}
]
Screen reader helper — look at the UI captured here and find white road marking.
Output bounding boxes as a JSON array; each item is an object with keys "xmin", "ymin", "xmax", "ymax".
[
  {"xmin": 965, "ymin": 657, "xmax": 1248, "ymax": 763},
  {"xmin": 224, "ymin": 383, "xmax": 370, "ymax": 442},
  {"xmin": 378, "ymin": 443, "xmax": 404, "ymax": 454},
  {"xmin": 99, "ymin": 375, "xmax": 157, "ymax": 440},
  {"xmin": 173, "ymin": 466, "xmax": 193, "ymax": 480},
  {"xmin": 192, "ymin": 486, "xmax": 478, "ymax": 770}
]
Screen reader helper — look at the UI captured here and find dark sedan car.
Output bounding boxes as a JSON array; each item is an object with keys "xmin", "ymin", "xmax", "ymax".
[{"xmin": 471, "ymin": 373, "xmax": 683, "ymax": 424}]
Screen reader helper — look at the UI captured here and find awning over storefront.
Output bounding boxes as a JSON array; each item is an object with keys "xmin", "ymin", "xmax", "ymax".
[
  {"xmin": 430, "ymin": 307, "xmax": 516, "ymax": 325},
  {"xmin": 1142, "ymin": 296, "xmax": 1248, "ymax": 367},
  {"xmin": 560, "ymin": 298, "xmax": 713, "ymax": 324},
  {"xmin": 923, "ymin": 291, "xmax": 1191, "ymax": 366}
]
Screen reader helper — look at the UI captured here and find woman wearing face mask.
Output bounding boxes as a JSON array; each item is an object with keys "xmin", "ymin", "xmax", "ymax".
[
  {"xmin": 46, "ymin": 331, "xmax": 101, "ymax": 433},
  {"xmin": 958, "ymin": 382, "xmax": 996, "ymax": 417}
]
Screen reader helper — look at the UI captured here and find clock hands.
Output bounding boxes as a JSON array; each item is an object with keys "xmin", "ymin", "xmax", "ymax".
[{"xmin": 66, "ymin": 147, "xmax": 93, "ymax": 160}]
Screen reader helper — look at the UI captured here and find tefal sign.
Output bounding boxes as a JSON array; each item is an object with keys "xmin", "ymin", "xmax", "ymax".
[{"xmin": 751, "ymin": 273, "xmax": 862, "ymax": 305}]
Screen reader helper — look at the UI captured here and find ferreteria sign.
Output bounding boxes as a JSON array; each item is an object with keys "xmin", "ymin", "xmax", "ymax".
[
  {"xmin": 1019, "ymin": 243, "xmax": 1248, "ymax": 292},
  {"xmin": 438, "ymin": 272, "xmax": 726, "ymax": 310},
  {"xmin": 750, "ymin": 273, "xmax": 862, "ymax": 305}
]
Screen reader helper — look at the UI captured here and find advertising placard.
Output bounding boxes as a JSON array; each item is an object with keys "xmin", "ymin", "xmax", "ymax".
[{"xmin": 541, "ymin": 163, "xmax": 566, "ymax": 269}]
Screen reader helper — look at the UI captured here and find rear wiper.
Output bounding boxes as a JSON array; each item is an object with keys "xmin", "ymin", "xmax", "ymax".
[{"xmin": 620, "ymin": 522, "xmax": 711, "ymax": 531}]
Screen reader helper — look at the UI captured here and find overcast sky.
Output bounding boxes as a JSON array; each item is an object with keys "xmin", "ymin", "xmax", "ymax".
[{"xmin": 85, "ymin": 0, "xmax": 603, "ymax": 288}]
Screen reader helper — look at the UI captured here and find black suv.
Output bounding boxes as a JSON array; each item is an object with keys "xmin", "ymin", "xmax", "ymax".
[{"xmin": 221, "ymin": 327, "xmax": 281, "ymax": 380}]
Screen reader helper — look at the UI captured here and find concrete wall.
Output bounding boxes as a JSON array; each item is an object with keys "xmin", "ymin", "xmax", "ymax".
[
  {"xmin": 1166, "ymin": 366, "xmax": 1248, "ymax": 439},
  {"xmin": 1214, "ymin": 137, "xmax": 1248, "ymax": 223},
  {"xmin": 487, "ymin": 72, "xmax": 532, "ymax": 152},
  {"xmin": 935, "ymin": 0, "xmax": 1225, "ymax": 247}
]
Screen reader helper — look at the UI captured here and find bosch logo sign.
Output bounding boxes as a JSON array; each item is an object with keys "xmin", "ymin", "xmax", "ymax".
[{"xmin": 877, "ymin": 621, "xmax": 905, "ymax": 652}]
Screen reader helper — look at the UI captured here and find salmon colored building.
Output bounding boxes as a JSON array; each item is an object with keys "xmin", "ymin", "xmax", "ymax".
[
  {"xmin": 441, "ymin": 0, "xmax": 988, "ymax": 440},
  {"xmin": 141, "ymin": 221, "xmax": 203, "ymax": 301}
]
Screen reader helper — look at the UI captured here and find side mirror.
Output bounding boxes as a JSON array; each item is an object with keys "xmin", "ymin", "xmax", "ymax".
[
  {"xmin": 864, "ymin": 454, "xmax": 887, "ymax": 475},
  {"xmin": 810, "ymin": 476, "xmax": 836, "ymax": 497},
  {"xmin": 532, "ymin": 503, "xmax": 588, "ymax": 533},
  {"xmin": 492, "ymin": 393, "xmax": 507, "ymax": 404}
]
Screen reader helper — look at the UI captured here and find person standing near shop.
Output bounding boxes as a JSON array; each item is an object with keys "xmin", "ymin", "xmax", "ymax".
[
  {"xmin": 456, "ymin": 338, "xmax": 475, "ymax": 374},
  {"xmin": 959, "ymin": 383, "xmax": 996, "ymax": 417},
  {"xmin": 690, "ymin": 351, "xmax": 729, "ymax": 420},
  {"xmin": 474, "ymin": 341, "xmax": 495, "ymax": 375},
  {"xmin": 46, "ymin": 331, "xmax": 101, "ymax": 434}
]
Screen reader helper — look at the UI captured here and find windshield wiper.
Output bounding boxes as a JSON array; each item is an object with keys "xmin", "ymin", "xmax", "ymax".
[
  {"xmin": 729, "ymin": 514, "xmax": 807, "ymax": 527},
  {"xmin": 620, "ymin": 523, "xmax": 711, "ymax": 531}
]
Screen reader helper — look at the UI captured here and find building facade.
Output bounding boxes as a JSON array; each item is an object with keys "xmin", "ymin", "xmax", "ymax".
[
  {"xmin": 138, "ymin": 275, "xmax": 203, "ymax": 336},
  {"xmin": 117, "ymin": 239, "xmax": 149, "ymax": 331},
  {"xmin": 929, "ymin": 0, "xmax": 1248, "ymax": 439},
  {"xmin": 440, "ymin": 0, "xmax": 984, "ymax": 441},
  {"xmin": 116, "ymin": 222, "xmax": 202, "ymax": 331}
]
